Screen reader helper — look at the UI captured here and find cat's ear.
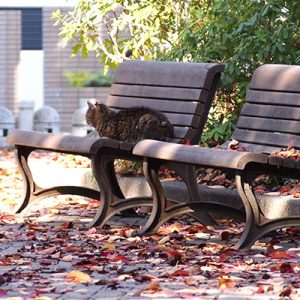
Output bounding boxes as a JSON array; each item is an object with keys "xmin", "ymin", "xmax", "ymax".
[
  {"xmin": 95, "ymin": 102, "xmax": 107, "ymax": 113},
  {"xmin": 87, "ymin": 100, "xmax": 96, "ymax": 110}
]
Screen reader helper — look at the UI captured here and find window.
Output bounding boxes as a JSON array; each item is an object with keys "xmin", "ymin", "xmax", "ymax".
[{"xmin": 21, "ymin": 9, "xmax": 42, "ymax": 50}]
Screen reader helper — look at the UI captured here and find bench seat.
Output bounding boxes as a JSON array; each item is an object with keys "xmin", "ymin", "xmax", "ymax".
[
  {"xmin": 7, "ymin": 60, "xmax": 225, "ymax": 228},
  {"xmin": 133, "ymin": 64, "xmax": 300, "ymax": 249}
]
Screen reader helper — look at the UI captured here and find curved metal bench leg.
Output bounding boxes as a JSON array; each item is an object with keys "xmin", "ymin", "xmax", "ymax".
[
  {"xmin": 167, "ymin": 163, "xmax": 216, "ymax": 225},
  {"xmin": 137, "ymin": 158, "xmax": 164, "ymax": 235},
  {"xmin": 182, "ymin": 165, "xmax": 217, "ymax": 225},
  {"xmin": 87, "ymin": 154, "xmax": 122, "ymax": 228},
  {"xmin": 236, "ymin": 167, "xmax": 300, "ymax": 249},
  {"xmin": 139, "ymin": 159, "xmax": 223, "ymax": 236},
  {"xmin": 14, "ymin": 146, "xmax": 37, "ymax": 213},
  {"xmin": 235, "ymin": 170, "xmax": 263, "ymax": 249}
]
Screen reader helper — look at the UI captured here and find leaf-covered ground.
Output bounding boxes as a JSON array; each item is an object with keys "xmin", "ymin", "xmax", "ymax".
[{"xmin": 0, "ymin": 149, "xmax": 300, "ymax": 300}]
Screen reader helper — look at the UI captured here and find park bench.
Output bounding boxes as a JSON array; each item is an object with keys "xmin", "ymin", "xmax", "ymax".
[
  {"xmin": 133, "ymin": 64, "xmax": 300, "ymax": 249},
  {"xmin": 7, "ymin": 60, "xmax": 225, "ymax": 227}
]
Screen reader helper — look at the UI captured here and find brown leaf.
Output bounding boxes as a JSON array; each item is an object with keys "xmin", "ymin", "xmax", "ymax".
[
  {"xmin": 268, "ymin": 251, "xmax": 294, "ymax": 259},
  {"xmin": 217, "ymin": 276, "xmax": 235, "ymax": 289},
  {"xmin": 184, "ymin": 276, "xmax": 199, "ymax": 286},
  {"xmin": 110, "ymin": 254, "xmax": 130, "ymax": 263},
  {"xmin": 65, "ymin": 270, "xmax": 92, "ymax": 283},
  {"xmin": 279, "ymin": 285, "xmax": 293, "ymax": 297},
  {"xmin": 102, "ymin": 243, "xmax": 116, "ymax": 250},
  {"xmin": 133, "ymin": 280, "xmax": 161, "ymax": 296},
  {"xmin": 279, "ymin": 263, "xmax": 294, "ymax": 273},
  {"xmin": 221, "ymin": 231, "xmax": 230, "ymax": 241},
  {"xmin": 36, "ymin": 246, "xmax": 57, "ymax": 255}
]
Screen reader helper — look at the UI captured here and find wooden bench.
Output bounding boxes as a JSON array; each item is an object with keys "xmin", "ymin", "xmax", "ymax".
[
  {"xmin": 133, "ymin": 64, "xmax": 300, "ymax": 249},
  {"xmin": 7, "ymin": 60, "xmax": 225, "ymax": 227}
]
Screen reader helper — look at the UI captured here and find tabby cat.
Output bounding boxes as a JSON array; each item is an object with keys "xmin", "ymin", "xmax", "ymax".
[{"xmin": 85, "ymin": 100, "xmax": 174, "ymax": 143}]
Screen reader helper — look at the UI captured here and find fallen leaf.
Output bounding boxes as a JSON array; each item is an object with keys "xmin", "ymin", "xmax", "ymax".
[
  {"xmin": 66, "ymin": 270, "xmax": 92, "ymax": 283},
  {"xmin": 36, "ymin": 246, "xmax": 57, "ymax": 255},
  {"xmin": 102, "ymin": 243, "xmax": 116, "ymax": 250},
  {"xmin": 268, "ymin": 251, "xmax": 294, "ymax": 259},
  {"xmin": 280, "ymin": 263, "xmax": 294, "ymax": 273},
  {"xmin": 279, "ymin": 285, "xmax": 293, "ymax": 297},
  {"xmin": 221, "ymin": 231, "xmax": 230, "ymax": 241},
  {"xmin": 228, "ymin": 139, "xmax": 239, "ymax": 150},
  {"xmin": 218, "ymin": 276, "xmax": 235, "ymax": 289},
  {"xmin": 170, "ymin": 269, "xmax": 190, "ymax": 277},
  {"xmin": 133, "ymin": 280, "xmax": 161, "ymax": 296},
  {"xmin": 255, "ymin": 285, "xmax": 265, "ymax": 294}
]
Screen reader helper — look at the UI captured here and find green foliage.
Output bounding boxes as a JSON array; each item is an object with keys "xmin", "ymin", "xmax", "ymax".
[
  {"xmin": 52, "ymin": 0, "xmax": 195, "ymax": 69},
  {"xmin": 85, "ymin": 72, "xmax": 114, "ymax": 87},
  {"xmin": 53, "ymin": 0, "xmax": 300, "ymax": 144},
  {"xmin": 65, "ymin": 71, "xmax": 92, "ymax": 87},
  {"xmin": 65, "ymin": 70, "xmax": 113, "ymax": 87},
  {"xmin": 166, "ymin": 0, "xmax": 300, "ymax": 144},
  {"xmin": 167, "ymin": 0, "xmax": 300, "ymax": 96},
  {"xmin": 114, "ymin": 159, "xmax": 142, "ymax": 176},
  {"xmin": 202, "ymin": 109, "xmax": 237, "ymax": 147}
]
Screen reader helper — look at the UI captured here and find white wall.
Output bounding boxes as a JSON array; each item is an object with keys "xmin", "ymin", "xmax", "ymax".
[{"xmin": 19, "ymin": 50, "xmax": 44, "ymax": 110}]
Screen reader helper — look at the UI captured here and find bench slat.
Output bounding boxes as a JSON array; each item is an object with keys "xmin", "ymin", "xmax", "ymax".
[
  {"xmin": 232, "ymin": 129, "xmax": 300, "ymax": 149},
  {"xmin": 6, "ymin": 130, "xmax": 100, "ymax": 154},
  {"xmin": 241, "ymin": 103, "xmax": 300, "ymax": 120},
  {"xmin": 105, "ymin": 95, "xmax": 203, "ymax": 115},
  {"xmin": 115, "ymin": 60, "xmax": 224, "ymax": 89},
  {"xmin": 133, "ymin": 140, "xmax": 268, "ymax": 170},
  {"xmin": 110, "ymin": 107, "xmax": 201, "ymax": 128},
  {"xmin": 222, "ymin": 141, "xmax": 282, "ymax": 154},
  {"xmin": 250, "ymin": 64, "xmax": 300, "ymax": 92},
  {"xmin": 246, "ymin": 90, "xmax": 300, "ymax": 107},
  {"xmin": 110, "ymin": 84, "xmax": 208, "ymax": 102},
  {"xmin": 172, "ymin": 126, "xmax": 196, "ymax": 140},
  {"xmin": 237, "ymin": 116, "xmax": 300, "ymax": 135}
]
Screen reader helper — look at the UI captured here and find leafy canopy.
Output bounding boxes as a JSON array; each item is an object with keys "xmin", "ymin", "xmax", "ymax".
[{"xmin": 53, "ymin": 0, "xmax": 300, "ymax": 143}]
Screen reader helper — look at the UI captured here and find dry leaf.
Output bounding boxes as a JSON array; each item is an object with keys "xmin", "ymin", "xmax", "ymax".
[
  {"xmin": 228, "ymin": 139, "xmax": 239, "ymax": 150},
  {"xmin": 36, "ymin": 246, "xmax": 57, "ymax": 255},
  {"xmin": 218, "ymin": 276, "xmax": 235, "ymax": 289},
  {"xmin": 66, "ymin": 270, "xmax": 92, "ymax": 283},
  {"xmin": 133, "ymin": 280, "xmax": 161, "ymax": 296},
  {"xmin": 102, "ymin": 243, "xmax": 116, "ymax": 250}
]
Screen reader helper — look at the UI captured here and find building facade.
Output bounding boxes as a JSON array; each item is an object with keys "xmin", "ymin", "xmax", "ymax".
[{"xmin": 0, "ymin": 7, "xmax": 109, "ymax": 132}]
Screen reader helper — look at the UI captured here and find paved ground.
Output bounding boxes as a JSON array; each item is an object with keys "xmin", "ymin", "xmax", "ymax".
[{"xmin": 0, "ymin": 150, "xmax": 300, "ymax": 299}]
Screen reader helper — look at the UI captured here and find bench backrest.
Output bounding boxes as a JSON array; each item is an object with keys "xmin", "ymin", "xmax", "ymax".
[
  {"xmin": 102, "ymin": 60, "xmax": 225, "ymax": 144},
  {"xmin": 231, "ymin": 64, "xmax": 300, "ymax": 153}
]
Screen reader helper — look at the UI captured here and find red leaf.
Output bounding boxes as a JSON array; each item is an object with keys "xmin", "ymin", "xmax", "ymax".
[
  {"xmin": 0, "ymin": 214, "xmax": 16, "ymax": 224},
  {"xmin": 170, "ymin": 269, "xmax": 189, "ymax": 277},
  {"xmin": 28, "ymin": 225, "xmax": 49, "ymax": 232},
  {"xmin": 0, "ymin": 289, "xmax": 7, "ymax": 296},
  {"xmin": 111, "ymin": 254, "xmax": 130, "ymax": 263},
  {"xmin": 280, "ymin": 263, "xmax": 294, "ymax": 273},
  {"xmin": 269, "ymin": 251, "xmax": 294, "ymax": 259},
  {"xmin": 255, "ymin": 285, "xmax": 265, "ymax": 294},
  {"xmin": 221, "ymin": 231, "xmax": 230, "ymax": 241},
  {"xmin": 163, "ymin": 247, "xmax": 184, "ymax": 259}
]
